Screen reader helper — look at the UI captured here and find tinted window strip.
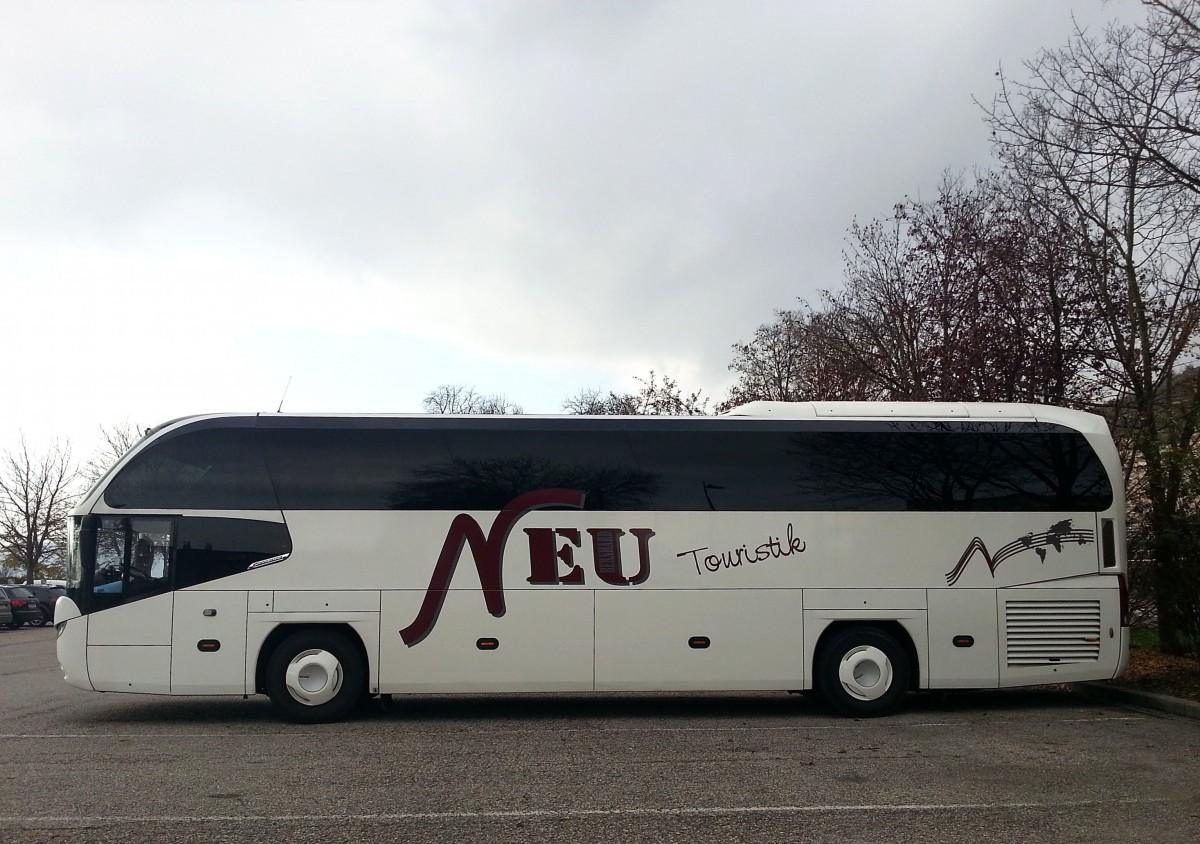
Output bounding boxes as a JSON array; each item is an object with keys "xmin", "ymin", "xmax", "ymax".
[{"xmin": 104, "ymin": 419, "xmax": 1113, "ymax": 513}]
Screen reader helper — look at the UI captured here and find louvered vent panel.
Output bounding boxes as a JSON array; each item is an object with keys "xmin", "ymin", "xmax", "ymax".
[{"xmin": 1005, "ymin": 600, "xmax": 1102, "ymax": 666}]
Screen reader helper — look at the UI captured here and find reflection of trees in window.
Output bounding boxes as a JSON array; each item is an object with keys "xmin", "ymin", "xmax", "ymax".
[
  {"xmin": 93, "ymin": 518, "xmax": 127, "ymax": 584},
  {"xmin": 388, "ymin": 457, "xmax": 658, "ymax": 511},
  {"xmin": 978, "ymin": 432, "xmax": 1110, "ymax": 510},
  {"xmin": 788, "ymin": 432, "xmax": 975, "ymax": 510},
  {"xmin": 91, "ymin": 517, "xmax": 172, "ymax": 597},
  {"xmin": 104, "ymin": 452, "xmax": 206, "ymax": 508},
  {"xmin": 789, "ymin": 429, "xmax": 1111, "ymax": 512},
  {"xmin": 104, "ymin": 429, "xmax": 276, "ymax": 510}
]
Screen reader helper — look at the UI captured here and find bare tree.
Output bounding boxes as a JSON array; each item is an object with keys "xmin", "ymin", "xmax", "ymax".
[
  {"xmin": 984, "ymin": 10, "xmax": 1200, "ymax": 653},
  {"xmin": 422, "ymin": 385, "xmax": 523, "ymax": 415},
  {"xmin": 0, "ymin": 437, "xmax": 79, "ymax": 583},
  {"xmin": 821, "ymin": 213, "xmax": 934, "ymax": 400},
  {"xmin": 1138, "ymin": 1, "xmax": 1200, "ymax": 193},
  {"xmin": 564, "ymin": 371, "xmax": 710, "ymax": 416},
  {"xmin": 562, "ymin": 387, "xmax": 640, "ymax": 416},
  {"xmin": 726, "ymin": 309, "xmax": 809, "ymax": 404}
]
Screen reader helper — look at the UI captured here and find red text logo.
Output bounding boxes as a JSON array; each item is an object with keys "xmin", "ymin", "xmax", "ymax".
[{"xmin": 399, "ymin": 489, "xmax": 654, "ymax": 646}]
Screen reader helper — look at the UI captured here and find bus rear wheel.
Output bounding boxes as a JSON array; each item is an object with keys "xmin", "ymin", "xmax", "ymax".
[
  {"xmin": 265, "ymin": 629, "xmax": 365, "ymax": 723},
  {"xmin": 815, "ymin": 626, "xmax": 910, "ymax": 717}
]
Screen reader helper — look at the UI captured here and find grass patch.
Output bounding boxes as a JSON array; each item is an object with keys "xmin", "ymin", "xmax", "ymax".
[{"xmin": 1129, "ymin": 627, "xmax": 1161, "ymax": 650}]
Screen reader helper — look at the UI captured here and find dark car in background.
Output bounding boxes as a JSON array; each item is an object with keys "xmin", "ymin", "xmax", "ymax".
[
  {"xmin": 23, "ymin": 584, "xmax": 65, "ymax": 626},
  {"xmin": 0, "ymin": 586, "xmax": 45, "ymax": 628}
]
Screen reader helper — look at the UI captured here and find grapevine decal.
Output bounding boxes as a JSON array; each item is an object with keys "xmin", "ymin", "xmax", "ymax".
[{"xmin": 944, "ymin": 519, "xmax": 1095, "ymax": 586}]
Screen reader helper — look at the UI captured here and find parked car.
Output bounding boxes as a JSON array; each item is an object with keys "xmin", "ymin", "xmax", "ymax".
[
  {"xmin": 0, "ymin": 586, "xmax": 44, "ymax": 628},
  {"xmin": 23, "ymin": 584, "xmax": 65, "ymax": 626},
  {"xmin": 0, "ymin": 591, "xmax": 11, "ymax": 627}
]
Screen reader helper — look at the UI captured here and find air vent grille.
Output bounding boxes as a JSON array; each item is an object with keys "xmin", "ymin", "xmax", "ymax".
[{"xmin": 1005, "ymin": 599, "xmax": 1102, "ymax": 666}]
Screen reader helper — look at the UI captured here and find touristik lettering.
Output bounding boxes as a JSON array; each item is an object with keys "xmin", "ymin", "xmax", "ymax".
[{"xmin": 676, "ymin": 523, "xmax": 807, "ymax": 575}]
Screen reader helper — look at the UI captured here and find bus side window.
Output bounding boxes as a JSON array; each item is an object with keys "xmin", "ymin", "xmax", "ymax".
[
  {"xmin": 92, "ymin": 517, "xmax": 173, "ymax": 604},
  {"xmin": 93, "ymin": 518, "xmax": 127, "ymax": 593}
]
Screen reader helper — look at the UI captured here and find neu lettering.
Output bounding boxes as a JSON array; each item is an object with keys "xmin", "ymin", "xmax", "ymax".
[
  {"xmin": 524, "ymin": 527, "xmax": 654, "ymax": 587},
  {"xmin": 399, "ymin": 489, "xmax": 654, "ymax": 647}
]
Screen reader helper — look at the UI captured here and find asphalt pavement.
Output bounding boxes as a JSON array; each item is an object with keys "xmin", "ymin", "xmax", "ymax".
[{"xmin": 2, "ymin": 624, "xmax": 1198, "ymax": 843}]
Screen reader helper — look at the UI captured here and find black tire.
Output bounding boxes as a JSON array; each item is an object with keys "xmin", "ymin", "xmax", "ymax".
[
  {"xmin": 815, "ymin": 626, "xmax": 911, "ymax": 717},
  {"xmin": 6, "ymin": 623, "xmax": 22, "ymax": 630},
  {"xmin": 265, "ymin": 629, "xmax": 366, "ymax": 724}
]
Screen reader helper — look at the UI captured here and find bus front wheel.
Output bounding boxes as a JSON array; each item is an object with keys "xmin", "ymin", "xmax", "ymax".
[
  {"xmin": 815, "ymin": 626, "xmax": 910, "ymax": 717},
  {"xmin": 265, "ymin": 629, "xmax": 365, "ymax": 723}
]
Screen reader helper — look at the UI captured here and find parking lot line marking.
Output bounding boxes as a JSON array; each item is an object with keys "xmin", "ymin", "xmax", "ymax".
[
  {"xmin": 0, "ymin": 733, "xmax": 297, "ymax": 739},
  {"xmin": 0, "ymin": 797, "xmax": 1171, "ymax": 825},
  {"xmin": 1059, "ymin": 716, "xmax": 1142, "ymax": 723}
]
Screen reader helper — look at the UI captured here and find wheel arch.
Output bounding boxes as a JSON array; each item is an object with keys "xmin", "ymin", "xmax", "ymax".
[
  {"xmin": 254, "ymin": 622, "xmax": 370, "ymax": 696},
  {"xmin": 811, "ymin": 619, "xmax": 921, "ymax": 692}
]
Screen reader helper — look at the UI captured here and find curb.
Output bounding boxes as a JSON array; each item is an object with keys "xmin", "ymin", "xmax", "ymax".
[{"xmin": 1074, "ymin": 682, "xmax": 1200, "ymax": 720}]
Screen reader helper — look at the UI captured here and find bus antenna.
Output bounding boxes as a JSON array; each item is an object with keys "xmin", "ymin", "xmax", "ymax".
[{"xmin": 276, "ymin": 376, "xmax": 293, "ymax": 413}]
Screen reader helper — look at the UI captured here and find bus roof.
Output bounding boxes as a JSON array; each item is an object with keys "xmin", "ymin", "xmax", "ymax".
[
  {"xmin": 145, "ymin": 401, "xmax": 1109, "ymax": 436},
  {"xmin": 722, "ymin": 401, "xmax": 1108, "ymax": 435}
]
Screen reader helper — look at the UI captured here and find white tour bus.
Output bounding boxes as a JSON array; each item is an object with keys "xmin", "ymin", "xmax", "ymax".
[{"xmin": 57, "ymin": 402, "xmax": 1129, "ymax": 722}]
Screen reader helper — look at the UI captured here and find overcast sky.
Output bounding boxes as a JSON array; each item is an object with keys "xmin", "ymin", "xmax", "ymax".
[{"xmin": 1, "ymin": 0, "xmax": 1144, "ymax": 461}]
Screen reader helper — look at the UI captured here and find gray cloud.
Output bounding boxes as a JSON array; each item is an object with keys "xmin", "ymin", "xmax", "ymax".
[{"xmin": 0, "ymin": 0, "xmax": 1145, "ymax": 448}]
